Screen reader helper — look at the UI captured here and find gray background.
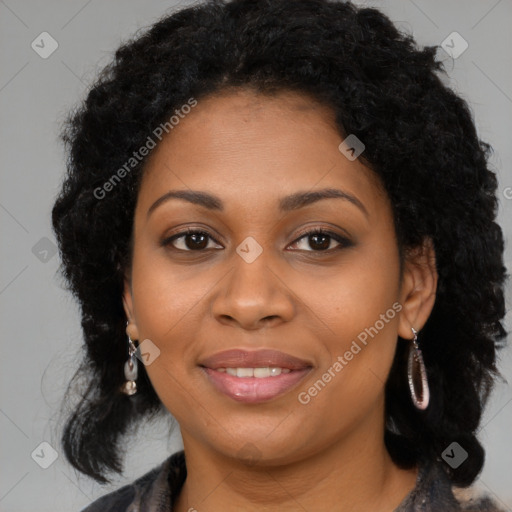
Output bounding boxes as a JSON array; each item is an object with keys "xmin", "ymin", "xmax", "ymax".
[{"xmin": 1, "ymin": 0, "xmax": 511, "ymax": 510}]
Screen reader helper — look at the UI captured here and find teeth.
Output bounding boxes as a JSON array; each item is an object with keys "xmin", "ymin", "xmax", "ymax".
[
  {"xmin": 236, "ymin": 368, "xmax": 253, "ymax": 378},
  {"xmin": 254, "ymin": 367, "xmax": 270, "ymax": 378},
  {"xmin": 217, "ymin": 367, "xmax": 291, "ymax": 377}
]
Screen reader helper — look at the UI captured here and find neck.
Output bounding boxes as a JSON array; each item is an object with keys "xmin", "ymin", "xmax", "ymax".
[{"xmin": 174, "ymin": 409, "xmax": 418, "ymax": 512}]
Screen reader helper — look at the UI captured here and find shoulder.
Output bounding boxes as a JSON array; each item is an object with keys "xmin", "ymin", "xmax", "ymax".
[
  {"xmin": 79, "ymin": 482, "xmax": 136, "ymax": 512},
  {"xmin": 79, "ymin": 464, "xmax": 162, "ymax": 512},
  {"xmin": 395, "ymin": 459, "xmax": 507, "ymax": 512},
  {"xmin": 79, "ymin": 451, "xmax": 185, "ymax": 512},
  {"xmin": 457, "ymin": 491, "xmax": 508, "ymax": 512}
]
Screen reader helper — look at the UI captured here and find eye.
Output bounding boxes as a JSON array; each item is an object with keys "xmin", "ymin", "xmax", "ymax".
[
  {"xmin": 288, "ymin": 229, "xmax": 353, "ymax": 252},
  {"xmin": 162, "ymin": 227, "xmax": 353, "ymax": 253},
  {"xmin": 162, "ymin": 228, "xmax": 222, "ymax": 251}
]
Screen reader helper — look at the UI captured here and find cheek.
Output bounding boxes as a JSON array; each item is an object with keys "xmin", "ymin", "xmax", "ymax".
[
  {"xmin": 128, "ymin": 243, "xmax": 207, "ymax": 361},
  {"xmin": 295, "ymin": 240, "xmax": 401, "ymax": 405},
  {"xmin": 300, "ymin": 238, "xmax": 401, "ymax": 350},
  {"xmin": 129, "ymin": 250, "xmax": 211, "ymax": 426},
  {"xmin": 130, "ymin": 223, "xmax": 201, "ymax": 317}
]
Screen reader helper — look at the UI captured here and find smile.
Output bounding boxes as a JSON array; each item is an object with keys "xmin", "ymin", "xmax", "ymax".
[
  {"xmin": 216, "ymin": 367, "xmax": 291, "ymax": 377},
  {"xmin": 199, "ymin": 349, "xmax": 312, "ymax": 403}
]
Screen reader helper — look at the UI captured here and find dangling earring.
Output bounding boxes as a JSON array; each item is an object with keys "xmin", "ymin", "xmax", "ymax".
[
  {"xmin": 120, "ymin": 332, "xmax": 138, "ymax": 396},
  {"xmin": 407, "ymin": 327, "xmax": 429, "ymax": 410}
]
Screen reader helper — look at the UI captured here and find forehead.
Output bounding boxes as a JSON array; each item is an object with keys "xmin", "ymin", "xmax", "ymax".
[{"xmin": 136, "ymin": 88, "xmax": 387, "ymax": 216}]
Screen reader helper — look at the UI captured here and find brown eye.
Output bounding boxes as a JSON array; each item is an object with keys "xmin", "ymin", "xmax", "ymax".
[
  {"xmin": 162, "ymin": 229, "xmax": 222, "ymax": 251},
  {"xmin": 288, "ymin": 229, "xmax": 353, "ymax": 252}
]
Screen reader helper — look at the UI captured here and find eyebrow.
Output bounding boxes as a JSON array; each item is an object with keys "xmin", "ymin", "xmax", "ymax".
[{"xmin": 147, "ymin": 187, "xmax": 368, "ymax": 218}]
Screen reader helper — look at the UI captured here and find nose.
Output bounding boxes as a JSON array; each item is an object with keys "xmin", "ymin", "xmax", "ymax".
[{"xmin": 211, "ymin": 249, "xmax": 295, "ymax": 331}]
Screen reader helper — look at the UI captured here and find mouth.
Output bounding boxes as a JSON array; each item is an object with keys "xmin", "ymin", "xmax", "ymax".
[{"xmin": 199, "ymin": 349, "xmax": 313, "ymax": 404}]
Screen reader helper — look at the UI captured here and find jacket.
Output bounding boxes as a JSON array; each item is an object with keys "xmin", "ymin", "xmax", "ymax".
[{"xmin": 80, "ymin": 450, "xmax": 506, "ymax": 511}]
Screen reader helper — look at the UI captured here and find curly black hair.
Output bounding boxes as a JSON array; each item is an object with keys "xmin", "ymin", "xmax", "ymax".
[{"xmin": 51, "ymin": 0, "xmax": 508, "ymax": 487}]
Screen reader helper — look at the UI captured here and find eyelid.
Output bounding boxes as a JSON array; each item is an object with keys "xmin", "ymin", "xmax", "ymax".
[
  {"xmin": 292, "ymin": 225, "xmax": 352, "ymax": 243},
  {"xmin": 161, "ymin": 225, "xmax": 353, "ymax": 252},
  {"xmin": 162, "ymin": 227, "xmax": 222, "ymax": 250},
  {"xmin": 289, "ymin": 227, "xmax": 353, "ymax": 251}
]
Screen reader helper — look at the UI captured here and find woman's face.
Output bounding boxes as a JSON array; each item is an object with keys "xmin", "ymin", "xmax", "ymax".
[{"xmin": 123, "ymin": 88, "xmax": 434, "ymax": 466}]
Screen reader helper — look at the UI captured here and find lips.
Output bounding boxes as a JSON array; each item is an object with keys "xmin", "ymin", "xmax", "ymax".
[
  {"xmin": 199, "ymin": 349, "xmax": 311, "ymax": 371},
  {"xmin": 199, "ymin": 349, "xmax": 313, "ymax": 404}
]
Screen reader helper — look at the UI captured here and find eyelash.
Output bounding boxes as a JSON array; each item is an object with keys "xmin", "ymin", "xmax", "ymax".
[{"xmin": 161, "ymin": 227, "xmax": 353, "ymax": 254}]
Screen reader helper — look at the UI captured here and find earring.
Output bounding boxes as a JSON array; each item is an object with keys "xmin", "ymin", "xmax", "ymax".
[
  {"xmin": 407, "ymin": 327, "xmax": 429, "ymax": 410},
  {"xmin": 120, "ymin": 332, "xmax": 138, "ymax": 396}
]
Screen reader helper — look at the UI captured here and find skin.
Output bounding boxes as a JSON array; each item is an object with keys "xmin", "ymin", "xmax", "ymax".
[{"xmin": 123, "ymin": 88, "xmax": 438, "ymax": 512}]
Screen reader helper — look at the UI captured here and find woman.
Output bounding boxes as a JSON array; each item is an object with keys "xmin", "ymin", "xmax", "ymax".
[{"xmin": 51, "ymin": 0, "xmax": 508, "ymax": 510}]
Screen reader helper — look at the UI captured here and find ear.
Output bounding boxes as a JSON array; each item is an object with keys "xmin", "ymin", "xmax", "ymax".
[
  {"xmin": 123, "ymin": 277, "xmax": 140, "ymax": 341},
  {"xmin": 397, "ymin": 237, "xmax": 438, "ymax": 340}
]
